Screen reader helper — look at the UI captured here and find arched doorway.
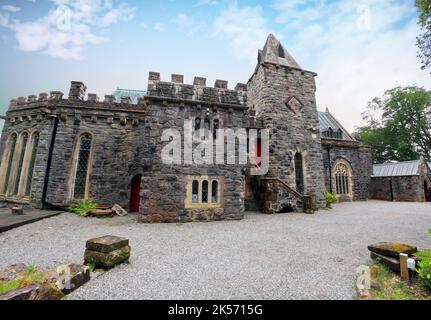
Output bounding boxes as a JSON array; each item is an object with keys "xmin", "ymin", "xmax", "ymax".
[{"xmin": 130, "ymin": 174, "xmax": 142, "ymax": 212}]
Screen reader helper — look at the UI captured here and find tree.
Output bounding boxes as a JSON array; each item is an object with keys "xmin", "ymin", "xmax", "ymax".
[
  {"xmin": 356, "ymin": 86, "xmax": 431, "ymax": 163},
  {"xmin": 416, "ymin": 0, "xmax": 431, "ymax": 71}
]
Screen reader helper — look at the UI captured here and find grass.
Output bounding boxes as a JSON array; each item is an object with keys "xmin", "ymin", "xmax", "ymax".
[
  {"xmin": 416, "ymin": 250, "xmax": 431, "ymax": 260},
  {"xmin": 69, "ymin": 199, "xmax": 97, "ymax": 217},
  {"xmin": 0, "ymin": 264, "xmax": 46, "ymax": 295},
  {"xmin": 359, "ymin": 261, "xmax": 431, "ymax": 300}
]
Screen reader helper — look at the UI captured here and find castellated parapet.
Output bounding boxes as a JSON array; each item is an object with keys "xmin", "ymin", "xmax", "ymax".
[{"xmin": 147, "ymin": 72, "xmax": 247, "ymax": 106}]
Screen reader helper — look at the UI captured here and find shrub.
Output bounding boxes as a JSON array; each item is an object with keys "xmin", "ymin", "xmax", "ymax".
[
  {"xmin": 417, "ymin": 258, "xmax": 431, "ymax": 290},
  {"xmin": 69, "ymin": 199, "xmax": 97, "ymax": 217},
  {"xmin": 325, "ymin": 191, "xmax": 337, "ymax": 209}
]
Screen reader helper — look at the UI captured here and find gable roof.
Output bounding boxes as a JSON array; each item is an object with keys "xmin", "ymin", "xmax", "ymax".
[
  {"xmin": 318, "ymin": 110, "xmax": 355, "ymax": 141},
  {"xmin": 259, "ymin": 34, "xmax": 301, "ymax": 69},
  {"xmin": 372, "ymin": 160, "xmax": 421, "ymax": 177}
]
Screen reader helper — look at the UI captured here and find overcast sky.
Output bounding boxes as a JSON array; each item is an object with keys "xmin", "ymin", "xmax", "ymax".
[{"xmin": 0, "ymin": 0, "xmax": 429, "ymax": 132}]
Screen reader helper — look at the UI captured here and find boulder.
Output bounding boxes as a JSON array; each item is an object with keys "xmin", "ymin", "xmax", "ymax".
[
  {"xmin": 44, "ymin": 264, "xmax": 90, "ymax": 293},
  {"xmin": 86, "ymin": 235, "xmax": 129, "ymax": 253},
  {"xmin": 84, "ymin": 245, "xmax": 131, "ymax": 269},
  {"xmin": 0, "ymin": 284, "xmax": 64, "ymax": 301},
  {"xmin": 0, "ymin": 263, "xmax": 27, "ymax": 282},
  {"xmin": 66, "ymin": 264, "xmax": 90, "ymax": 293},
  {"xmin": 112, "ymin": 204, "xmax": 128, "ymax": 217},
  {"xmin": 368, "ymin": 242, "xmax": 417, "ymax": 258}
]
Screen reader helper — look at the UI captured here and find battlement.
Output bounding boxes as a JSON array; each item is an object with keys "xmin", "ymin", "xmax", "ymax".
[
  {"xmin": 7, "ymin": 78, "xmax": 248, "ymax": 113},
  {"xmin": 147, "ymin": 72, "xmax": 247, "ymax": 106}
]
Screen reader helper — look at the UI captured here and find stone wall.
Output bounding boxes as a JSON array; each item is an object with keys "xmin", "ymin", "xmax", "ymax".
[
  {"xmin": 370, "ymin": 176, "xmax": 426, "ymax": 202},
  {"xmin": 0, "ymin": 79, "xmax": 252, "ymax": 223},
  {"xmin": 321, "ymin": 139, "xmax": 372, "ymax": 200}
]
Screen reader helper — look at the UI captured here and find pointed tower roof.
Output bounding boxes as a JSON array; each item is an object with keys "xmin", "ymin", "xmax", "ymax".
[{"xmin": 259, "ymin": 34, "xmax": 301, "ymax": 69}]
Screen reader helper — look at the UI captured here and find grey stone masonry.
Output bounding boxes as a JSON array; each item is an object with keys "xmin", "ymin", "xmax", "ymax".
[{"xmin": 0, "ymin": 34, "xmax": 373, "ymax": 222}]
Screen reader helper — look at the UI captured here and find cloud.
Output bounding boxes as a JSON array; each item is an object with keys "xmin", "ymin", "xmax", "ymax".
[
  {"xmin": 193, "ymin": 0, "xmax": 218, "ymax": 7},
  {"xmin": 270, "ymin": 0, "xmax": 430, "ymax": 131},
  {"xmin": 154, "ymin": 23, "xmax": 165, "ymax": 32},
  {"xmin": 1, "ymin": 5, "xmax": 21, "ymax": 13},
  {"xmin": 213, "ymin": 1, "xmax": 271, "ymax": 63},
  {"xmin": 1, "ymin": 0, "xmax": 135, "ymax": 60},
  {"xmin": 0, "ymin": 13, "xmax": 9, "ymax": 27}
]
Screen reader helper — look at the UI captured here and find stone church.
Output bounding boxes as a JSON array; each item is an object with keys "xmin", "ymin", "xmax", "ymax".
[{"xmin": 0, "ymin": 34, "xmax": 372, "ymax": 222}]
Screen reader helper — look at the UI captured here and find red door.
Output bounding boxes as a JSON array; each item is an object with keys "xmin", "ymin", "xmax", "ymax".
[
  {"xmin": 130, "ymin": 175, "xmax": 142, "ymax": 212},
  {"xmin": 425, "ymin": 181, "xmax": 429, "ymax": 202},
  {"xmin": 256, "ymin": 139, "xmax": 262, "ymax": 168}
]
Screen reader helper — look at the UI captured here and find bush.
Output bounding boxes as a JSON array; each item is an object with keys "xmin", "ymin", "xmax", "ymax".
[
  {"xmin": 417, "ymin": 258, "xmax": 431, "ymax": 290},
  {"xmin": 69, "ymin": 199, "xmax": 97, "ymax": 216},
  {"xmin": 325, "ymin": 191, "xmax": 337, "ymax": 209}
]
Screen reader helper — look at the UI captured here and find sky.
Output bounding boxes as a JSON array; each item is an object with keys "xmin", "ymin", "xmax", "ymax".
[{"xmin": 0, "ymin": 0, "xmax": 429, "ymax": 132}]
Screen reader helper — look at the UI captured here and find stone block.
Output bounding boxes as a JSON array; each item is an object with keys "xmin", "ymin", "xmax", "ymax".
[
  {"xmin": 84, "ymin": 246, "xmax": 131, "ymax": 269},
  {"xmin": 368, "ymin": 242, "xmax": 418, "ymax": 258},
  {"xmin": 215, "ymin": 80, "xmax": 228, "ymax": 89},
  {"xmin": 85, "ymin": 235, "xmax": 129, "ymax": 253},
  {"xmin": 171, "ymin": 74, "xmax": 184, "ymax": 84},
  {"xmin": 370, "ymin": 252, "xmax": 400, "ymax": 272},
  {"xmin": 193, "ymin": 76, "xmax": 206, "ymax": 86}
]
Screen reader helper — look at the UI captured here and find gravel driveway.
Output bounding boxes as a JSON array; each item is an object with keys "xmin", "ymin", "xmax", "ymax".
[{"xmin": 1, "ymin": 201, "xmax": 430, "ymax": 300}]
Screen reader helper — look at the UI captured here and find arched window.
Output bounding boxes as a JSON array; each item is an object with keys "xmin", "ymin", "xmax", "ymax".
[
  {"xmin": 73, "ymin": 133, "xmax": 93, "ymax": 199},
  {"xmin": 13, "ymin": 133, "xmax": 29, "ymax": 195},
  {"xmin": 204, "ymin": 117, "xmax": 210, "ymax": 138},
  {"xmin": 2, "ymin": 133, "xmax": 17, "ymax": 194},
  {"xmin": 202, "ymin": 180, "xmax": 208, "ymax": 203},
  {"xmin": 211, "ymin": 180, "xmax": 218, "ymax": 203},
  {"xmin": 194, "ymin": 117, "xmax": 201, "ymax": 137},
  {"xmin": 294, "ymin": 153, "xmax": 304, "ymax": 194},
  {"xmin": 213, "ymin": 119, "xmax": 219, "ymax": 140},
  {"xmin": 192, "ymin": 180, "xmax": 199, "ymax": 203},
  {"xmin": 334, "ymin": 162, "xmax": 351, "ymax": 196},
  {"xmin": 25, "ymin": 132, "xmax": 39, "ymax": 196}
]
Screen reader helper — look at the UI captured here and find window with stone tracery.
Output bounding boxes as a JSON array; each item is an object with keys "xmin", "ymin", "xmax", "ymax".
[
  {"xmin": 185, "ymin": 176, "xmax": 223, "ymax": 208},
  {"xmin": 2, "ymin": 133, "xmax": 17, "ymax": 194},
  {"xmin": 334, "ymin": 162, "xmax": 351, "ymax": 196}
]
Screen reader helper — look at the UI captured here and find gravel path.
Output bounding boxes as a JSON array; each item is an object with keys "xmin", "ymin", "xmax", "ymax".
[{"xmin": 1, "ymin": 201, "xmax": 430, "ymax": 300}]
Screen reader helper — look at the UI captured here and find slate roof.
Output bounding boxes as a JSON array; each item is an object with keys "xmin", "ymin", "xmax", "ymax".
[
  {"xmin": 318, "ymin": 110, "xmax": 355, "ymax": 141},
  {"xmin": 372, "ymin": 160, "xmax": 421, "ymax": 177},
  {"xmin": 112, "ymin": 88, "xmax": 146, "ymax": 104}
]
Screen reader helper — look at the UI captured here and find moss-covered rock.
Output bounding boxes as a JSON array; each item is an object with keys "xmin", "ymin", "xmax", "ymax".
[
  {"xmin": 368, "ymin": 242, "xmax": 418, "ymax": 258},
  {"xmin": 84, "ymin": 245, "xmax": 131, "ymax": 269}
]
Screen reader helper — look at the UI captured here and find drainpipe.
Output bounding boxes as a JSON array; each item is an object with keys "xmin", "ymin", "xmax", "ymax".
[
  {"xmin": 327, "ymin": 145, "xmax": 333, "ymax": 194},
  {"xmin": 41, "ymin": 115, "xmax": 64, "ymax": 211}
]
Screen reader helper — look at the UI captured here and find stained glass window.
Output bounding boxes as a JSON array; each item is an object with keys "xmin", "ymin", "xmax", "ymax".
[
  {"xmin": 212, "ymin": 180, "xmax": 218, "ymax": 203},
  {"xmin": 74, "ymin": 133, "xmax": 93, "ymax": 199},
  {"xmin": 295, "ymin": 153, "xmax": 304, "ymax": 194},
  {"xmin": 13, "ymin": 133, "xmax": 28, "ymax": 195},
  {"xmin": 202, "ymin": 180, "xmax": 208, "ymax": 203},
  {"xmin": 25, "ymin": 133, "xmax": 39, "ymax": 196},
  {"xmin": 3, "ymin": 134, "xmax": 17, "ymax": 194}
]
